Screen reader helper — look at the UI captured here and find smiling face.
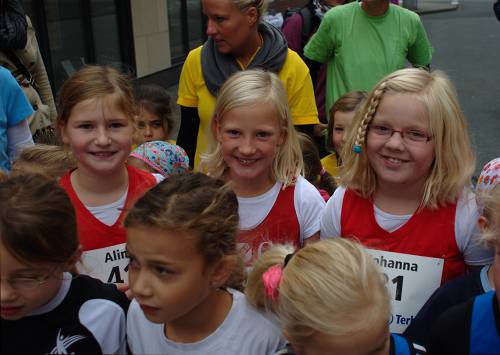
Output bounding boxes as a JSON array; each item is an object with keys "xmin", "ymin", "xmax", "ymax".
[
  {"xmin": 127, "ymin": 226, "xmax": 222, "ymax": 325},
  {"xmin": 0, "ymin": 241, "xmax": 64, "ymax": 320},
  {"xmin": 216, "ymin": 102, "xmax": 285, "ymax": 196},
  {"xmin": 332, "ymin": 110, "xmax": 356, "ymax": 154},
  {"xmin": 60, "ymin": 94, "xmax": 134, "ymax": 178},
  {"xmin": 366, "ymin": 92, "xmax": 435, "ymax": 193},
  {"xmin": 202, "ymin": 0, "xmax": 258, "ymax": 57}
]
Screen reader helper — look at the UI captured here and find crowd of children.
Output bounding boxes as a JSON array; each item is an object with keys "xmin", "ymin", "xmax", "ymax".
[{"xmin": 1, "ymin": 41, "xmax": 498, "ymax": 355}]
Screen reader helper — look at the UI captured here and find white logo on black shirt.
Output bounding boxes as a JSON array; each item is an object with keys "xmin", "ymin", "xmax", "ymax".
[{"xmin": 49, "ymin": 329, "xmax": 86, "ymax": 354}]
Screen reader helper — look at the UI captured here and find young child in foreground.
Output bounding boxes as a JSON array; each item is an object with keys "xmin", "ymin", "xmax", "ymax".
[
  {"xmin": 124, "ymin": 172, "xmax": 287, "ymax": 355},
  {"xmin": 0, "ymin": 174, "xmax": 129, "ymax": 354},
  {"xmin": 246, "ymin": 238, "xmax": 426, "ymax": 354}
]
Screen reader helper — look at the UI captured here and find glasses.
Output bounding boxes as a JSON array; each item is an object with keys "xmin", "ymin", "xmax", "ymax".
[
  {"xmin": 1, "ymin": 268, "xmax": 59, "ymax": 291},
  {"xmin": 369, "ymin": 124, "xmax": 432, "ymax": 143}
]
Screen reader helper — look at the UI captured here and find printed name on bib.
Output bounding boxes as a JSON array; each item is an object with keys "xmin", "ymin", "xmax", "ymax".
[
  {"xmin": 367, "ymin": 249, "xmax": 443, "ymax": 334},
  {"xmin": 78, "ymin": 243, "xmax": 130, "ymax": 284}
]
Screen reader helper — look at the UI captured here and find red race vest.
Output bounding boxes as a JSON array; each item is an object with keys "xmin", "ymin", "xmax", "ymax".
[
  {"xmin": 238, "ymin": 185, "xmax": 300, "ymax": 266},
  {"xmin": 60, "ymin": 165, "xmax": 156, "ymax": 251},
  {"xmin": 341, "ymin": 189, "xmax": 466, "ymax": 284}
]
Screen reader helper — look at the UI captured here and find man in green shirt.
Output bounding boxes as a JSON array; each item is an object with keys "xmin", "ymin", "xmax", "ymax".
[{"xmin": 304, "ymin": 0, "xmax": 433, "ymax": 115}]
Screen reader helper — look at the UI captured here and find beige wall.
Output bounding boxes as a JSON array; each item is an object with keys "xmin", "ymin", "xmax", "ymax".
[{"xmin": 131, "ymin": 0, "xmax": 171, "ymax": 78}]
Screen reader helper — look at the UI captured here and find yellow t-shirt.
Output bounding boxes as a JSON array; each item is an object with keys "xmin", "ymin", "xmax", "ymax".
[
  {"xmin": 321, "ymin": 153, "xmax": 340, "ymax": 178},
  {"xmin": 177, "ymin": 46, "xmax": 319, "ymax": 169}
]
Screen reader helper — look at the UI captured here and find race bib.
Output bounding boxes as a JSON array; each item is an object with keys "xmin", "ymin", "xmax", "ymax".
[
  {"xmin": 366, "ymin": 249, "xmax": 444, "ymax": 334},
  {"xmin": 78, "ymin": 243, "xmax": 129, "ymax": 284}
]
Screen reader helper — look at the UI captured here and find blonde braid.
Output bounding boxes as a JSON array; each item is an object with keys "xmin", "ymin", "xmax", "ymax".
[{"xmin": 353, "ymin": 82, "xmax": 387, "ymax": 154}]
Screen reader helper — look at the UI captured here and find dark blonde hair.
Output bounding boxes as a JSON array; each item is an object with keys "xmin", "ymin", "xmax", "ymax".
[
  {"xmin": 232, "ymin": 0, "xmax": 268, "ymax": 21},
  {"xmin": 124, "ymin": 172, "xmax": 244, "ymax": 289},
  {"xmin": 246, "ymin": 239, "xmax": 390, "ymax": 343},
  {"xmin": 327, "ymin": 91, "xmax": 367, "ymax": 152},
  {"xmin": 0, "ymin": 174, "xmax": 79, "ymax": 264},
  {"xmin": 56, "ymin": 65, "xmax": 137, "ymax": 131},
  {"xmin": 342, "ymin": 68, "xmax": 475, "ymax": 209},
  {"xmin": 11, "ymin": 144, "xmax": 76, "ymax": 179}
]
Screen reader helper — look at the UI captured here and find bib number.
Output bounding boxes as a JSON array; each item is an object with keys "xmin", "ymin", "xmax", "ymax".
[
  {"xmin": 78, "ymin": 243, "xmax": 130, "ymax": 284},
  {"xmin": 367, "ymin": 249, "xmax": 444, "ymax": 333}
]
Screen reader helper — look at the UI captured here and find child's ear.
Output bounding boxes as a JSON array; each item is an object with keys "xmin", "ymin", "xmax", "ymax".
[
  {"xmin": 478, "ymin": 215, "xmax": 490, "ymax": 233},
  {"xmin": 211, "ymin": 116, "xmax": 223, "ymax": 142},
  {"xmin": 58, "ymin": 122, "xmax": 70, "ymax": 145},
  {"xmin": 209, "ymin": 255, "xmax": 237, "ymax": 289},
  {"xmin": 65, "ymin": 244, "xmax": 83, "ymax": 273}
]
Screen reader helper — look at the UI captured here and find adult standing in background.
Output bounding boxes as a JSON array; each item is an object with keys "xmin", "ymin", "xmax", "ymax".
[
  {"xmin": 177, "ymin": 0, "xmax": 319, "ymax": 169},
  {"xmin": 0, "ymin": 0, "xmax": 57, "ymax": 144},
  {"xmin": 304, "ymin": 0, "xmax": 433, "ymax": 114}
]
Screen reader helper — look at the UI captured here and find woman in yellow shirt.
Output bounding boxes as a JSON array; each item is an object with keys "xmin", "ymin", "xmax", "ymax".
[{"xmin": 177, "ymin": 0, "xmax": 319, "ymax": 169}]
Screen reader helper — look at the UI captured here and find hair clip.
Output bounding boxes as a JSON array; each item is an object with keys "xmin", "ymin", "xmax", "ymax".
[
  {"xmin": 353, "ymin": 144, "xmax": 362, "ymax": 154},
  {"xmin": 262, "ymin": 264, "xmax": 283, "ymax": 301}
]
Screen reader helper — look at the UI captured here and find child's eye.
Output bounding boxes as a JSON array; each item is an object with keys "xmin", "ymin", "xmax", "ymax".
[
  {"xmin": 256, "ymin": 131, "xmax": 271, "ymax": 138},
  {"xmin": 78, "ymin": 124, "xmax": 93, "ymax": 130},
  {"xmin": 151, "ymin": 120, "xmax": 163, "ymax": 128},
  {"xmin": 214, "ymin": 16, "xmax": 226, "ymax": 23},
  {"xmin": 334, "ymin": 127, "xmax": 344, "ymax": 133},
  {"xmin": 110, "ymin": 122, "xmax": 125, "ymax": 129},
  {"xmin": 225, "ymin": 129, "xmax": 240, "ymax": 137},
  {"xmin": 155, "ymin": 266, "xmax": 174, "ymax": 276}
]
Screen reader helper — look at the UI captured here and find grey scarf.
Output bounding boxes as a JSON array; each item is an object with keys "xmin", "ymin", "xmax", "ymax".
[{"xmin": 201, "ymin": 22, "xmax": 288, "ymax": 97}]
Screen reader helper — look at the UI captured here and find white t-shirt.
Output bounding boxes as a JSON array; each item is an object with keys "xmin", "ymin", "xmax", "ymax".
[
  {"xmin": 238, "ymin": 176, "xmax": 325, "ymax": 244},
  {"xmin": 127, "ymin": 289, "xmax": 287, "ymax": 355},
  {"xmin": 85, "ymin": 173, "xmax": 164, "ymax": 226},
  {"xmin": 320, "ymin": 186, "xmax": 493, "ymax": 265}
]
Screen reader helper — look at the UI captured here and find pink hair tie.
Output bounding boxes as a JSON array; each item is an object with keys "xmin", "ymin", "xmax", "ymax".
[{"xmin": 262, "ymin": 264, "xmax": 283, "ymax": 301}]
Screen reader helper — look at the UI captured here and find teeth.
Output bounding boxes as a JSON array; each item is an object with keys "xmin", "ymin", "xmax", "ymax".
[
  {"xmin": 387, "ymin": 157, "xmax": 403, "ymax": 164},
  {"xmin": 238, "ymin": 158, "xmax": 254, "ymax": 165}
]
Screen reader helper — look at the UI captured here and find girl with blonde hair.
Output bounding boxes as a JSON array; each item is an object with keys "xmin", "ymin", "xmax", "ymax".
[
  {"xmin": 246, "ymin": 238, "xmax": 425, "ymax": 354},
  {"xmin": 321, "ymin": 68, "xmax": 493, "ymax": 332},
  {"xmin": 202, "ymin": 69, "xmax": 325, "ymax": 267}
]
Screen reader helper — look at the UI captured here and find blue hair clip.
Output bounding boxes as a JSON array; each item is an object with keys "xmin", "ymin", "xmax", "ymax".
[{"xmin": 353, "ymin": 144, "xmax": 362, "ymax": 154}]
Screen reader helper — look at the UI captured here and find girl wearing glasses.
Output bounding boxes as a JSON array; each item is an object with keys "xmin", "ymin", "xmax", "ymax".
[
  {"xmin": 320, "ymin": 68, "xmax": 493, "ymax": 333},
  {"xmin": 0, "ymin": 174, "xmax": 129, "ymax": 354}
]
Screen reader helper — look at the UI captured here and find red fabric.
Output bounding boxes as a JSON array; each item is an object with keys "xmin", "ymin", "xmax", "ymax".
[
  {"xmin": 60, "ymin": 165, "xmax": 156, "ymax": 251},
  {"xmin": 238, "ymin": 185, "xmax": 300, "ymax": 265},
  {"xmin": 341, "ymin": 189, "xmax": 466, "ymax": 284}
]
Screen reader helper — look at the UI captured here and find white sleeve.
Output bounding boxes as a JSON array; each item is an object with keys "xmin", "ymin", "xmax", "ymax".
[
  {"xmin": 455, "ymin": 190, "xmax": 494, "ymax": 266},
  {"xmin": 153, "ymin": 173, "xmax": 164, "ymax": 184},
  {"xmin": 294, "ymin": 176, "xmax": 326, "ymax": 243},
  {"xmin": 320, "ymin": 186, "xmax": 346, "ymax": 239},
  {"xmin": 7, "ymin": 119, "xmax": 34, "ymax": 162},
  {"xmin": 78, "ymin": 299, "xmax": 127, "ymax": 354}
]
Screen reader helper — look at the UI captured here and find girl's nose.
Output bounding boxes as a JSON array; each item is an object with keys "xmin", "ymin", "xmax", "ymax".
[
  {"xmin": 238, "ymin": 138, "xmax": 256, "ymax": 156},
  {"xmin": 0, "ymin": 280, "xmax": 18, "ymax": 303},
  {"xmin": 384, "ymin": 131, "xmax": 405, "ymax": 151},
  {"xmin": 144, "ymin": 125, "xmax": 153, "ymax": 138},
  {"xmin": 95, "ymin": 127, "xmax": 111, "ymax": 145},
  {"xmin": 130, "ymin": 270, "xmax": 153, "ymax": 299}
]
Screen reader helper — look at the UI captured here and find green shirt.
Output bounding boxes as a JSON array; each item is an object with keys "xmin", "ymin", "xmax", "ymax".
[{"xmin": 304, "ymin": 2, "xmax": 433, "ymax": 114}]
